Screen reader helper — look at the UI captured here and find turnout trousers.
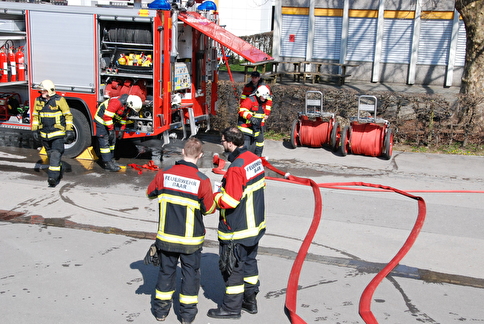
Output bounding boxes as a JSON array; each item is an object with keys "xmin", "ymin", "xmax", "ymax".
[
  {"xmin": 153, "ymin": 249, "xmax": 201, "ymax": 322},
  {"xmin": 243, "ymin": 130, "xmax": 264, "ymax": 157},
  {"xmin": 95, "ymin": 122, "xmax": 116, "ymax": 162},
  {"xmin": 221, "ymin": 243, "xmax": 260, "ymax": 312},
  {"xmin": 42, "ymin": 137, "xmax": 65, "ymax": 181}
]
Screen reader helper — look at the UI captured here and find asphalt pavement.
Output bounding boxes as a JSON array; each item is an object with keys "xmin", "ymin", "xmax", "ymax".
[{"xmin": 1, "ymin": 134, "xmax": 484, "ymax": 324}]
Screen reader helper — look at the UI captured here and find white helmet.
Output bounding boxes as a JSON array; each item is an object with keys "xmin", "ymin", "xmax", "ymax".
[
  {"xmin": 255, "ymin": 85, "xmax": 271, "ymax": 100},
  {"xmin": 126, "ymin": 95, "xmax": 143, "ymax": 112},
  {"xmin": 39, "ymin": 80, "xmax": 56, "ymax": 96}
]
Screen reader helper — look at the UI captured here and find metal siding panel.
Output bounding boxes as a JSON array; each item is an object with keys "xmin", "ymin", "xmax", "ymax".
[
  {"xmin": 313, "ymin": 16, "xmax": 342, "ymax": 60},
  {"xmin": 455, "ymin": 20, "xmax": 466, "ymax": 67},
  {"xmin": 381, "ymin": 19, "xmax": 413, "ymax": 63},
  {"xmin": 30, "ymin": 11, "xmax": 95, "ymax": 89},
  {"xmin": 281, "ymin": 14, "xmax": 308, "ymax": 58},
  {"xmin": 347, "ymin": 17, "xmax": 377, "ymax": 62},
  {"xmin": 417, "ymin": 20, "xmax": 452, "ymax": 65}
]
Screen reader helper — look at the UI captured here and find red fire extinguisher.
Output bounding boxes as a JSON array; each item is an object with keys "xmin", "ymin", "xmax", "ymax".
[
  {"xmin": 15, "ymin": 47, "xmax": 25, "ymax": 82},
  {"xmin": 8, "ymin": 47, "xmax": 16, "ymax": 82},
  {"xmin": 0, "ymin": 48, "xmax": 7, "ymax": 83}
]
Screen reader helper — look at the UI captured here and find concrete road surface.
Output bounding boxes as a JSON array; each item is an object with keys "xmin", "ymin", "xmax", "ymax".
[{"xmin": 1, "ymin": 135, "xmax": 483, "ymax": 324}]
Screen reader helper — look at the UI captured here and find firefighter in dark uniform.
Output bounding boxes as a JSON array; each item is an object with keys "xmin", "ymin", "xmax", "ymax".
[
  {"xmin": 207, "ymin": 126, "xmax": 266, "ymax": 320},
  {"xmin": 93, "ymin": 94, "xmax": 142, "ymax": 171},
  {"xmin": 237, "ymin": 85, "xmax": 272, "ymax": 157},
  {"xmin": 32, "ymin": 79, "xmax": 74, "ymax": 187},
  {"xmin": 147, "ymin": 137, "xmax": 217, "ymax": 324},
  {"xmin": 240, "ymin": 71, "xmax": 265, "ymax": 102}
]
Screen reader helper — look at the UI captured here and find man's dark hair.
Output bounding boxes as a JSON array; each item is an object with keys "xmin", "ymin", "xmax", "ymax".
[
  {"xmin": 251, "ymin": 71, "xmax": 261, "ymax": 78},
  {"xmin": 222, "ymin": 126, "xmax": 244, "ymax": 147}
]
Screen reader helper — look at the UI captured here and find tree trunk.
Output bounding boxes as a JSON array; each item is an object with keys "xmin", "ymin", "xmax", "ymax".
[{"xmin": 455, "ymin": 0, "xmax": 484, "ymax": 95}]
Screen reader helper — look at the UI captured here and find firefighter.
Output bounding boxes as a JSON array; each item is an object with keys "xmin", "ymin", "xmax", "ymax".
[
  {"xmin": 31, "ymin": 79, "xmax": 74, "ymax": 187},
  {"xmin": 93, "ymin": 94, "xmax": 142, "ymax": 171},
  {"xmin": 237, "ymin": 85, "xmax": 272, "ymax": 157},
  {"xmin": 146, "ymin": 137, "xmax": 217, "ymax": 324},
  {"xmin": 207, "ymin": 126, "xmax": 266, "ymax": 320},
  {"xmin": 240, "ymin": 71, "xmax": 264, "ymax": 102}
]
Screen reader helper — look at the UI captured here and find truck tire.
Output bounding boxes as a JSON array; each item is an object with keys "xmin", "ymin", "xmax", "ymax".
[{"xmin": 64, "ymin": 109, "xmax": 91, "ymax": 158}]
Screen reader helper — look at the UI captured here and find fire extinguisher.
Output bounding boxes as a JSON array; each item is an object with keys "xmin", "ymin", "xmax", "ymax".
[
  {"xmin": 8, "ymin": 47, "xmax": 16, "ymax": 82},
  {"xmin": 15, "ymin": 47, "xmax": 25, "ymax": 82},
  {"xmin": 0, "ymin": 48, "xmax": 7, "ymax": 83}
]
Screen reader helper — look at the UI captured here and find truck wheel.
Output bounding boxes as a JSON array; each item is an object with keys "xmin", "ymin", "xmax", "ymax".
[{"xmin": 64, "ymin": 109, "xmax": 91, "ymax": 158}]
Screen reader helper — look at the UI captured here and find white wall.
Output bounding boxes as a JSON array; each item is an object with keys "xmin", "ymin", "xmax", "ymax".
[
  {"xmin": 66, "ymin": 0, "xmax": 273, "ymax": 37},
  {"xmin": 216, "ymin": 0, "xmax": 273, "ymax": 36}
]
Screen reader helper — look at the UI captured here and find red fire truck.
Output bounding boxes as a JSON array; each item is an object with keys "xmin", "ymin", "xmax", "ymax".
[{"xmin": 0, "ymin": 0, "xmax": 272, "ymax": 157}]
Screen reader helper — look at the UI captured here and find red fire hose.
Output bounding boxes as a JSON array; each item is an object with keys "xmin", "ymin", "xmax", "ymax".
[
  {"xmin": 213, "ymin": 156, "xmax": 428, "ymax": 323},
  {"xmin": 350, "ymin": 123, "xmax": 386, "ymax": 157},
  {"xmin": 298, "ymin": 118, "xmax": 332, "ymax": 147},
  {"xmin": 128, "ymin": 160, "xmax": 160, "ymax": 174},
  {"xmin": 211, "ymin": 155, "xmax": 482, "ymax": 323}
]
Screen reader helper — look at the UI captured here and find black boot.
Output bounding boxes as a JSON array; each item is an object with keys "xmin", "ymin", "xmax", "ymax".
[
  {"xmin": 104, "ymin": 160, "xmax": 120, "ymax": 172},
  {"xmin": 242, "ymin": 293, "xmax": 258, "ymax": 314},
  {"xmin": 207, "ymin": 307, "xmax": 241, "ymax": 319},
  {"xmin": 48, "ymin": 177, "xmax": 59, "ymax": 187}
]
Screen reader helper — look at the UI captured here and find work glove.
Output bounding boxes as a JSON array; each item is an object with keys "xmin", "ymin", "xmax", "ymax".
[
  {"xmin": 143, "ymin": 244, "xmax": 160, "ymax": 266},
  {"xmin": 108, "ymin": 129, "xmax": 116, "ymax": 142},
  {"xmin": 32, "ymin": 130, "xmax": 40, "ymax": 142},
  {"xmin": 219, "ymin": 241, "xmax": 238, "ymax": 276},
  {"xmin": 250, "ymin": 116, "xmax": 260, "ymax": 127},
  {"xmin": 116, "ymin": 130, "xmax": 124, "ymax": 140},
  {"xmin": 65, "ymin": 130, "xmax": 75, "ymax": 144}
]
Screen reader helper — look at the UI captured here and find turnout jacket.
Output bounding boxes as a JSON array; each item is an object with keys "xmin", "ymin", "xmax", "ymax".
[
  {"xmin": 32, "ymin": 94, "xmax": 73, "ymax": 140},
  {"xmin": 147, "ymin": 160, "xmax": 217, "ymax": 254},
  {"xmin": 240, "ymin": 80, "xmax": 266, "ymax": 101},
  {"xmin": 214, "ymin": 147, "xmax": 266, "ymax": 246},
  {"xmin": 94, "ymin": 94, "xmax": 129, "ymax": 131},
  {"xmin": 237, "ymin": 96, "xmax": 271, "ymax": 136}
]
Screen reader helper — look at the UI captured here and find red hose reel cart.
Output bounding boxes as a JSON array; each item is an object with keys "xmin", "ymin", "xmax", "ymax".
[
  {"xmin": 289, "ymin": 91, "xmax": 340, "ymax": 151},
  {"xmin": 340, "ymin": 95, "xmax": 393, "ymax": 159}
]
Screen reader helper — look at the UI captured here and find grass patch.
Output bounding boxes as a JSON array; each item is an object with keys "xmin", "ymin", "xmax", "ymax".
[
  {"xmin": 395, "ymin": 143, "xmax": 484, "ymax": 156},
  {"xmin": 219, "ymin": 64, "xmax": 245, "ymax": 73},
  {"xmin": 219, "ymin": 62, "xmax": 278, "ymax": 74},
  {"xmin": 264, "ymin": 130, "xmax": 286, "ymax": 141}
]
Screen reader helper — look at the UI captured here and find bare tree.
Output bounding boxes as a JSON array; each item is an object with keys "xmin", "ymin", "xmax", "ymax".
[{"xmin": 455, "ymin": 0, "xmax": 484, "ymax": 95}]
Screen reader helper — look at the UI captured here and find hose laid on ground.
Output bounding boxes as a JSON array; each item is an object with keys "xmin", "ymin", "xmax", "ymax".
[
  {"xmin": 318, "ymin": 182, "xmax": 484, "ymax": 194},
  {"xmin": 211, "ymin": 155, "xmax": 479, "ymax": 323},
  {"xmin": 260, "ymin": 158, "xmax": 427, "ymax": 324}
]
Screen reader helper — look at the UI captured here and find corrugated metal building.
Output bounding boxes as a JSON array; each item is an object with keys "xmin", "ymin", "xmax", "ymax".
[{"xmin": 273, "ymin": 0, "xmax": 465, "ymax": 86}]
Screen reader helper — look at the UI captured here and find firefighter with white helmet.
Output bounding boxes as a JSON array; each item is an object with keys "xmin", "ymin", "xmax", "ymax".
[
  {"xmin": 94, "ymin": 94, "xmax": 142, "ymax": 171},
  {"xmin": 32, "ymin": 79, "xmax": 74, "ymax": 187},
  {"xmin": 237, "ymin": 85, "xmax": 272, "ymax": 157}
]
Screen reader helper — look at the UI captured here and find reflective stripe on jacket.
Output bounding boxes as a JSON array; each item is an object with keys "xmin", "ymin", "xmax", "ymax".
[
  {"xmin": 147, "ymin": 160, "xmax": 217, "ymax": 254},
  {"xmin": 214, "ymin": 147, "xmax": 266, "ymax": 246},
  {"xmin": 237, "ymin": 96, "xmax": 272, "ymax": 134},
  {"xmin": 32, "ymin": 94, "xmax": 73, "ymax": 139},
  {"xmin": 94, "ymin": 94, "xmax": 129, "ymax": 130}
]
